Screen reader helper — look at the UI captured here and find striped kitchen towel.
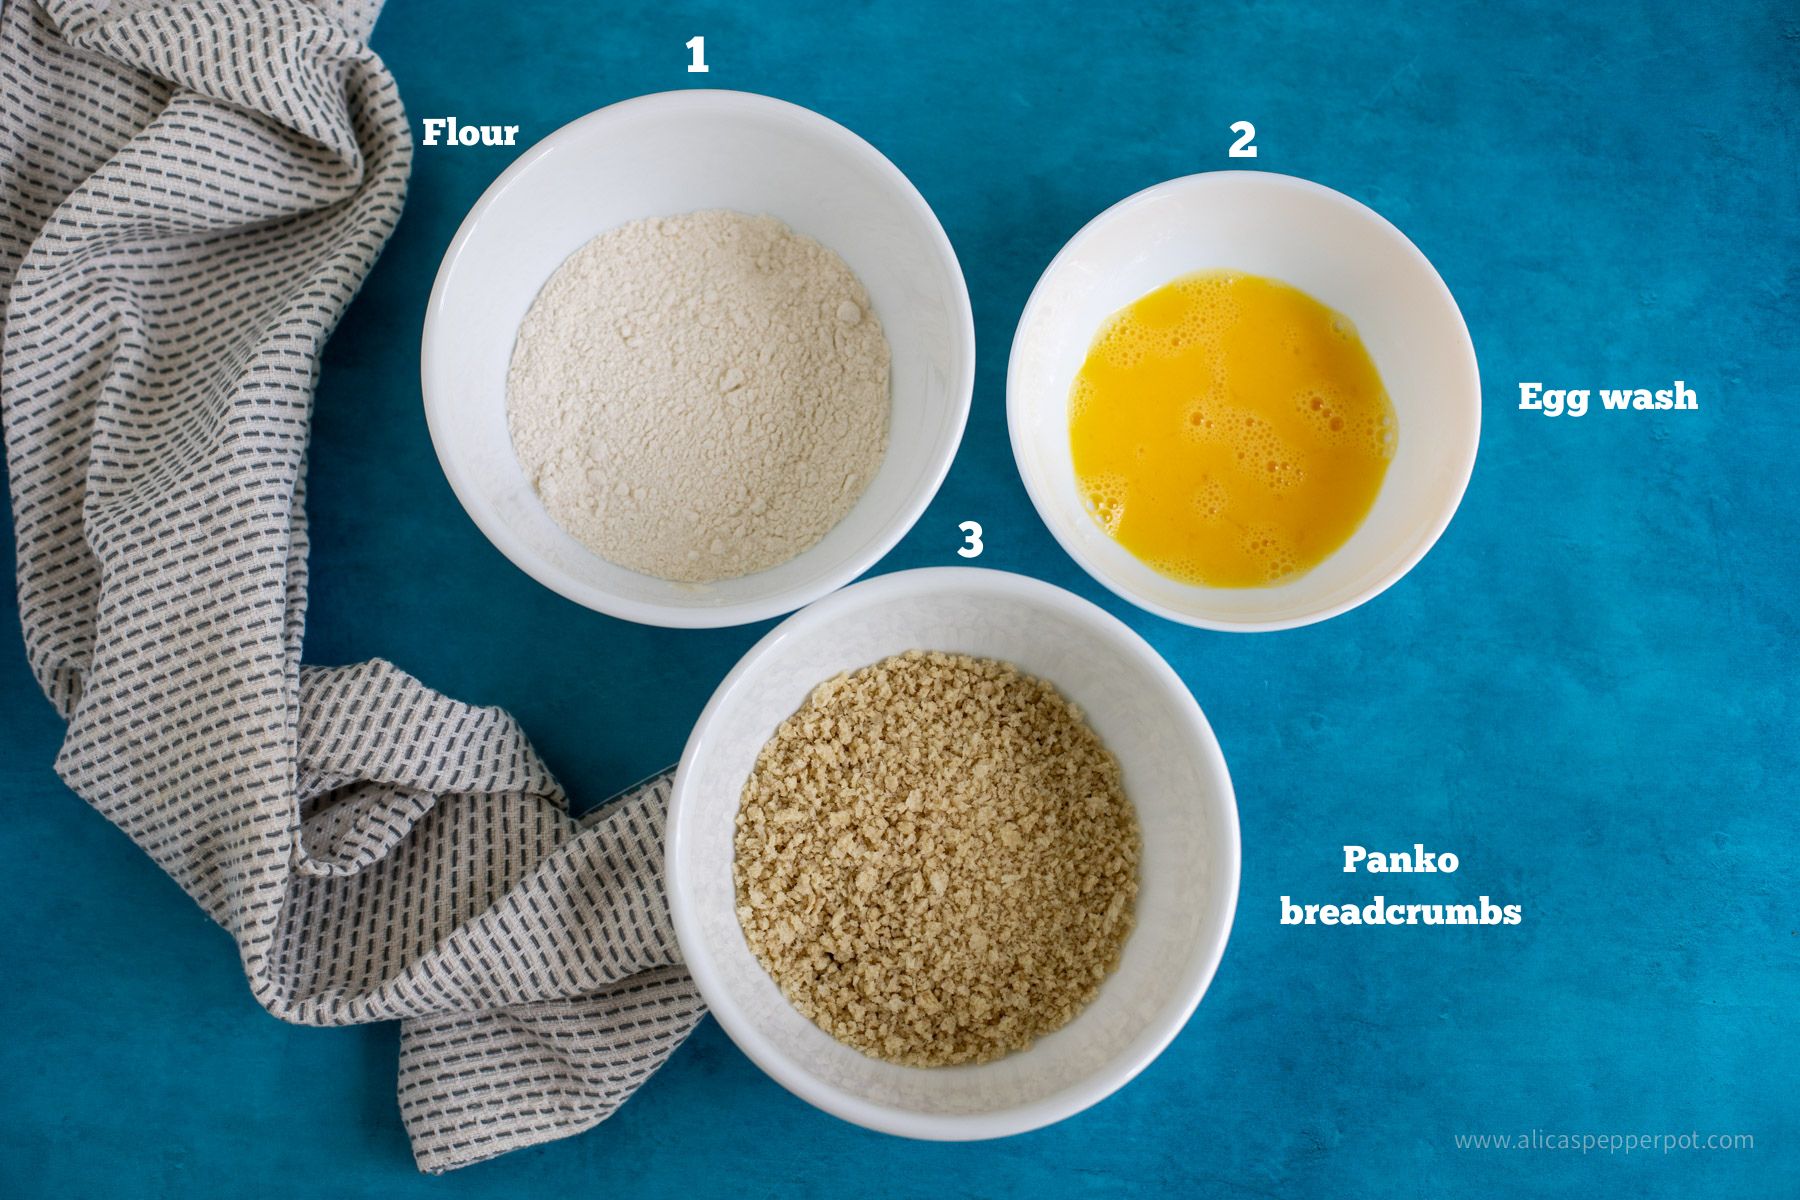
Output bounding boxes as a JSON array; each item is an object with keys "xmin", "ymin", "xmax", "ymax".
[{"xmin": 0, "ymin": 0, "xmax": 706, "ymax": 1172}]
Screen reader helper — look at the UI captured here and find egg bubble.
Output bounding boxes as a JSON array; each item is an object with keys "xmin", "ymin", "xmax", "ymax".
[
  {"xmin": 1096, "ymin": 320, "xmax": 1146, "ymax": 369},
  {"xmin": 1192, "ymin": 476, "xmax": 1230, "ymax": 522},
  {"xmin": 1069, "ymin": 375, "xmax": 1096, "ymax": 422},
  {"xmin": 1375, "ymin": 412, "xmax": 1398, "ymax": 457},
  {"xmin": 1080, "ymin": 472, "xmax": 1130, "ymax": 535},
  {"xmin": 1239, "ymin": 523, "xmax": 1301, "ymax": 580},
  {"xmin": 1214, "ymin": 408, "xmax": 1298, "ymax": 491},
  {"xmin": 1176, "ymin": 272, "xmax": 1235, "ymax": 297},
  {"xmin": 1183, "ymin": 397, "xmax": 1226, "ymax": 444},
  {"xmin": 1149, "ymin": 553, "xmax": 1210, "ymax": 587},
  {"xmin": 1261, "ymin": 456, "xmax": 1304, "ymax": 494},
  {"xmin": 1171, "ymin": 274, "xmax": 1238, "ymax": 337}
]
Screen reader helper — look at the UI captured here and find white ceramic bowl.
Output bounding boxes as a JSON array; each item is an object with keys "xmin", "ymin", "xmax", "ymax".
[
  {"xmin": 668, "ymin": 567, "xmax": 1239, "ymax": 1138},
  {"xmin": 422, "ymin": 91, "xmax": 974, "ymax": 627},
  {"xmin": 1008, "ymin": 171, "xmax": 1480, "ymax": 631}
]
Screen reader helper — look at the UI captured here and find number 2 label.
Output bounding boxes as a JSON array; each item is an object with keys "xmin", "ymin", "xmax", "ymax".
[{"xmin": 1229, "ymin": 120, "xmax": 1257, "ymax": 158}]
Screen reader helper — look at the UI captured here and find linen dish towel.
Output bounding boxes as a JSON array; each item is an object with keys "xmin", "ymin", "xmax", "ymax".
[{"xmin": 1, "ymin": 0, "xmax": 706, "ymax": 1172}]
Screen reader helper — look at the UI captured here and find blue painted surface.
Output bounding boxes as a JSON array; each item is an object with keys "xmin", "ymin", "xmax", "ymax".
[{"xmin": 2, "ymin": 0, "xmax": 1795, "ymax": 1195}]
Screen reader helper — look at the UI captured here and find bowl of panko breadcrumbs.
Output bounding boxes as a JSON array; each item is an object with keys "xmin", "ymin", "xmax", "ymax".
[{"xmin": 667, "ymin": 567, "xmax": 1239, "ymax": 1138}]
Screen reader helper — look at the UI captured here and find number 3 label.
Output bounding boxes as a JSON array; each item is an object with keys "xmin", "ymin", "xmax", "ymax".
[{"xmin": 957, "ymin": 521, "xmax": 984, "ymax": 559}]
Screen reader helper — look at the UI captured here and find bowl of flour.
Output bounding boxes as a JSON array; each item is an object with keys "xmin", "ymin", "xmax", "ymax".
[{"xmin": 423, "ymin": 90, "xmax": 974, "ymax": 627}]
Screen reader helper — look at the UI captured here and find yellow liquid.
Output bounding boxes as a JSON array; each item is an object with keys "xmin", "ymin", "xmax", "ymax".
[{"xmin": 1069, "ymin": 271, "xmax": 1396, "ymax": 587}]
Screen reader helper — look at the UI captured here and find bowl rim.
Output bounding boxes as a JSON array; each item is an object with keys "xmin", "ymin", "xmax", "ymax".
[
  {"xmin": 420, "ymin": 89, "xmax": 976, "ymax": 629},
  {"xmin": 666, "ymin": 565, "xmax": 1241, "ymax": 1139},
  {"xmin": 1005, "ymin": 169, "xmax": 1481, "ymax": 632}
]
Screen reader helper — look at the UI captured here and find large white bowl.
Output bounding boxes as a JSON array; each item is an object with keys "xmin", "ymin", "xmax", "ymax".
[
  {"xmin": 1008, "ymin": 171, "xmax": 1480, "ymax": 631},
  {"xmin": 423, "ymin": 91, "xmax": 974, "ymax": 627},
  {"xmin": 667, "ymin": 567, "xmax": 1239, "ymax": 1138}
]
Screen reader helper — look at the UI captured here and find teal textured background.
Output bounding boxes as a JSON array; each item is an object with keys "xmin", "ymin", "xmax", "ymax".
[{"xmin": 2, "ymin": 0, "xmax": 1795, "ymax": 1195}]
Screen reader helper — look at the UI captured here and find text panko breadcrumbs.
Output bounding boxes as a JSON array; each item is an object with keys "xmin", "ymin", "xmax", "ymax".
[{"xmin": 733, "ymin": 650, "xmax": 1140, "ymax": 1066}]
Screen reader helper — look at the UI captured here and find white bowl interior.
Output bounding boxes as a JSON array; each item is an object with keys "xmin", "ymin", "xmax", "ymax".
[
  {"xmin": 424, "ymin": 92, "xmax": 971, "ymax": 624},
  {"xmin": 670, "ymin": 570, "xmax": 1236, "ymax": 1132},
  {"xmin": 1010, "ymin": 172, "xmax": 1479, "ymax": 628}
]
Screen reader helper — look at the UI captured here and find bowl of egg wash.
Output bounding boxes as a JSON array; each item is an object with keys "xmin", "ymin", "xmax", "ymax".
[
  {"xmin": 1008, "ymin": 171, "xmax": 1481, "ymax": 630},
  {"xmin": 423, "ymin": 90, "xmax": 975, "ymax": 628}
]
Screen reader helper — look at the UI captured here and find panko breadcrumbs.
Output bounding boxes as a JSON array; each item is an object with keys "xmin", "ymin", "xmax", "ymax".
[{"xmin": 733, "ymin": 650, "xmax": 1140, "ymax": 1066}]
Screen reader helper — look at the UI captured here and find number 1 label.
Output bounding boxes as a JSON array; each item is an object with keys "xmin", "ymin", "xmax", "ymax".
[{"xmin": 686, "ymin": 36, "xmax": 709, "ymax": 73}]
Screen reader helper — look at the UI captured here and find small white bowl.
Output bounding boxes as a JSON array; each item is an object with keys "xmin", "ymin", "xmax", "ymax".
[
  {"xmin": 422, "ymin": 91, "xmax": 974, "ymax": 628},
  {"xmin": 1008, "ymin": 171, "xmax": 1480, "ymax": 631},
  {"xmin": 667, "ymin": 567, "xmax": 1239, "ymax": 1139}
]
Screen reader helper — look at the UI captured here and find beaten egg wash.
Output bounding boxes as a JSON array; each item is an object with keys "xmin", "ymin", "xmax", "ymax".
[{"xmin": 1070, "ymin": 271, "xmax": 1397, "ymax": 587}]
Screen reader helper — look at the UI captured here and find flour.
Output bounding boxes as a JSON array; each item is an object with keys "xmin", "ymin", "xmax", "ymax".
[{"xmin": 506, "ymin": 210, "xmax": 891, "ymax": 583}]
